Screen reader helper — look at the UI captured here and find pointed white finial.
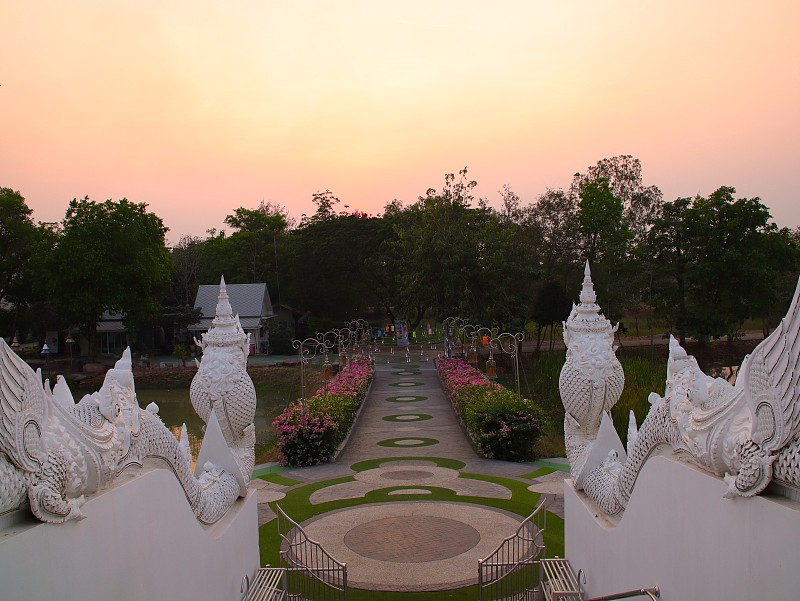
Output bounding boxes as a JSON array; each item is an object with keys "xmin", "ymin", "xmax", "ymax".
[
  {"xmin": 580, "ymin": 261, "xmax": 597, "ymax": 305},
  {"xmin": 213, "ymin": 276, "xmax": 235, "ymax": 325},
  {"xmin": 199, "ymin": 275, "xmax": 249, "ymax": 352}
]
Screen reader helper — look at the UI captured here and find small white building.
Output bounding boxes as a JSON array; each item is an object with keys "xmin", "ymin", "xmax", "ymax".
[{"xmin": 189, "ymin": 281, "xmax": 274, "ymax": 354}]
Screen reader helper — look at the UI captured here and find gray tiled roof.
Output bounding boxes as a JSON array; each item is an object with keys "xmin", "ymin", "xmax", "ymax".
[{"xmin": 188, "ymin": 281, "xmax": 274, "ymax": 331}]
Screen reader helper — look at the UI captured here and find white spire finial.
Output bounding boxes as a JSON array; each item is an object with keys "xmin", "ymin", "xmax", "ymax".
[
  {"xmin": 579, "ymin": 261, "xmax": 597, "ymax": 305},
  {"xmin": 213, "ymin": 276, "xmax": 235, "ymax": 326},
  {"xmin": 200, "ymin": 275, "xmax": 248, "ymax": 351}
]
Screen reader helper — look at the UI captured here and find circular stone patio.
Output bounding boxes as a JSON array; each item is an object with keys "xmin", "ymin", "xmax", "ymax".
[{"xmin": 301, "ymin": 502, "xmax": 524, "ymax": 591}]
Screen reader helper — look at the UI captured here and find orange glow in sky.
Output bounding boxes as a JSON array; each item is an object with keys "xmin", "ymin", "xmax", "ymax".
[{"xmin": 2, "ymin": 1, "xmax": 798, "ymax": 242}]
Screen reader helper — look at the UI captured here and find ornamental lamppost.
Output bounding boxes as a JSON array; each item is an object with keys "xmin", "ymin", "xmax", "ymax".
[
  {"xmin": 496, "ymin": 331, "xmax": 525, "ymax": 401},
  {"xmin": 292, "ymin": 337, "xmax": 330, "ymax": 403}
]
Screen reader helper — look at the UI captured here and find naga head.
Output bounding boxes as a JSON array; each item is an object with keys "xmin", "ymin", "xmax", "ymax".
[{"xmin": 197, "ymin": 276, "xmax": 250, "ymax": 368}]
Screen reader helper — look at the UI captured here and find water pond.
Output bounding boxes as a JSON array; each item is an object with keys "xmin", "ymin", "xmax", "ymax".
[{"xmin": 136, "ymin": 386, "xmax": 292, "ymax": 462}]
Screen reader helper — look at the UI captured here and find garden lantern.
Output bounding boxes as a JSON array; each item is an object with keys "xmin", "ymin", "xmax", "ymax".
[{"xmin": 486, "ymin": 356, "xmax": 496, "ymax": 383}]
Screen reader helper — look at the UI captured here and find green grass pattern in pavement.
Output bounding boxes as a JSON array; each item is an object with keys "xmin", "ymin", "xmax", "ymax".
[
  {"xmin": 349, "ymin": 456, "xmax": 467, "ymax": 472},
  {"xmin": 258, "ymin": 472, "xmax": 302, "ymax": 486},
  {"xmin": 382, "ymin": 413, "xmax": 433, "ymax": 422},
  {"xmin": 251, "ymin": 464, "xmax": 296, "ymax": 478},
  {"xmin": 385, "ymin": 395, "xmax": 428, "ymax": 402},
  {"xmin": 519, "ymin": 466, "xmax": 557, "ymax": 479},
  {"xmin": 377, "ymin": 437, "xmax": 439, "ymax": 448},
  {"xmin": 258, "ymin": 459, "xmax": 564, "ymax": 600}
]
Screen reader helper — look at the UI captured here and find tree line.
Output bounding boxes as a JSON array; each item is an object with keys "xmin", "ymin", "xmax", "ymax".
[{"xmin": 2, "ymin": 155, "xmax": 798, "ymax": 354}]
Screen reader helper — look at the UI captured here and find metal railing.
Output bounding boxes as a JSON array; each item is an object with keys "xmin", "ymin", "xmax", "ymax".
[
  {"xmin": 277, "ymin": 506, "xmax": 348, "ymax": 601},
  {"xmin": 478, "ymin": 496, "xmax": 551, "ymax": 601},
  {"xmin": 583, "ymin": 587, "xmax": 660, "ymax": 601}
]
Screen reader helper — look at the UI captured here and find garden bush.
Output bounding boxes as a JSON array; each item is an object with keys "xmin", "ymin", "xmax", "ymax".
[
  {"xmin": 436, "ymin": 357, "xmax": 545, "ymax": 461},
  {"xmin": 273, "ymin": 356, "xmax": 373, "ymax": 466}
]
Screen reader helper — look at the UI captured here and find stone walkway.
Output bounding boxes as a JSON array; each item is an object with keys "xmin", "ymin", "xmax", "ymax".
[{"xmin": 254, "ymin": 353, "xmax": 569, "ymax": 592}]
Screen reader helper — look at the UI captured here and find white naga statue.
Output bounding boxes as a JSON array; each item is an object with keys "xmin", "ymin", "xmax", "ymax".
[
  {"xmin": 561, "ymin": 264, "xmax": 800, "ymax": 515},
  {"xmin": 190, "ymin": 276, "xmax": 257, "ymax": 485},
  {"xmin": 559, "ymin": 262, "xmax": 625, "ymax": 489},
  {"xmin": 0, "ymin": 278, "xmax": 254, "ymax": 525}
]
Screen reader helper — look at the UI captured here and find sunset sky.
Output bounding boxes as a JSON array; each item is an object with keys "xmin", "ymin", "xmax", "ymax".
[{"xmin": 2, "ymin": 1, "xmax": 798, "ymax": 243}]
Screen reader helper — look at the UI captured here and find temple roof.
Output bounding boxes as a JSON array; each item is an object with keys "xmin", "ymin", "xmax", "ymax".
[{"xmin": 189, "ymin": 282, "xmax": 274, "ymax": 331}]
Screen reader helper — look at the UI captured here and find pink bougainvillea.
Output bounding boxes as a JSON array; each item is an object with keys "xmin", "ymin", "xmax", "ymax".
[
  {"xmin": 273, "ymin": 356, "xmax": 374, "ymax": 466},
  {"xmin": 435, "ymin": 357, "xmax": 545, "ymax": 461}
]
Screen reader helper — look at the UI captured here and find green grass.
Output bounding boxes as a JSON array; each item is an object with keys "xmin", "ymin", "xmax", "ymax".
[
  {"xmin": 382, "ymin": 413, "xmax": 433, "ymax": 422},
  {"xmin": 385, "ymin": 395, "xmax": 428, "ymax": 402},
  {"xmin": 376, "ymin": 437, "xmax": 439, "ymax": 447},
  {"xmin": 505, "ymin": 350, "xmax": 667, "ymax": 446},
  {"xmin": 258, "ymin": 472, "xmax": 302, "ymax": 486},
  {"xmin": 251, "ymin": 464, "xmax": 295, "ymax": 478},
  {"xmin": 135, "ymin": 364, "xmax": 326, "ymax": 463},
  {"xmin": 519, "ymin": 466, "xmax": 557, "ymax": 479},
  {"xmin": 258, "ymin": 457, "xmax": 564, "ymax": 600},
  {"xmin": 610, "ymin": 355, "xmax": 667, "ymax": 442},
  {"xmin": 349, "ymin": 456, "xmax": 467, "ymax": 471}
]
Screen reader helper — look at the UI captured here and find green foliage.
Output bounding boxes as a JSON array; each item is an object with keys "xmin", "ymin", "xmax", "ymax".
[
  {"xmin": 0, "ymin": 188, "xmax": 41, "ymax": 307},
  {"xmin": 267, "ymin": 323, "xmax": 293, "ymax": 354},
  {"xmin": 462, "ymin": 387, "xmax": 546, "ymax": 461},
  {"xmin": 571, "ymin": 155, "xmax": 664, "ymax": 243},
  {"xmin": 437, "ymin": 358, "xmax": 546, "ymax": 461},
  {"xmin": 171, "ymin": 343, "xmax": 190, "ymax": 361},
  {"xmin": 577, "ymin": 177, "xmax": 632, "ymax": 265},
  {"xmin": 44, "ymin": 197, "xmax": 172, "ymax": 353},
  {"xmin": 289, "ymin": 212, "xmax": 388, "ymax": 319},
  {"xmin": 273, "ymin": 357, "xmax": 373, "ymax": 466},
  {"xmin": 645, "ymin": 187, "xmax": 799, "ymax": 342}
]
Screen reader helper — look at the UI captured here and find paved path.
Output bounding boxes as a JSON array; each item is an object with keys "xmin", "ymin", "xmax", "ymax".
[{"xmin": 254, "ymin": 353, "xmax": 569, "ymax": 592}]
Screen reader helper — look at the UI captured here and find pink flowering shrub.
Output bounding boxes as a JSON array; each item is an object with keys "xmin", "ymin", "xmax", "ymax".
[
  {"xmin": 273, "ymin": 356, "xmax": 374, "ymax": 466},
  {"xmin": 436, "ymin": 357, "xmax": 545, "ymax": 461}
]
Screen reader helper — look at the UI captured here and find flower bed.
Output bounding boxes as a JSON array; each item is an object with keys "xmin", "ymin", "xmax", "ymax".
[
  {"xmin": 435, "ymin": 357, "xmax": 545, "ymax": 461},
  {"xmin": 273, "ymin": 356, "xmax": 374, "ymax": 466}
]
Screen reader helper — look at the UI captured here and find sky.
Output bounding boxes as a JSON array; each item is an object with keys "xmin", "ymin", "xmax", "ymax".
[{"xmin": 2, "ymin": 1, "xmax": 799, "ymax": 244}]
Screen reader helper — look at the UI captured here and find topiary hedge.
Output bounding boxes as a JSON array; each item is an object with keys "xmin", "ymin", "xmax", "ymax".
[
  {"xmin": 436, "ymin": 357, "xmax": 545, "ymax": 461},
  {"xmin": 273, "ymin": 356, "xmax": 373, "ymax": 466}
]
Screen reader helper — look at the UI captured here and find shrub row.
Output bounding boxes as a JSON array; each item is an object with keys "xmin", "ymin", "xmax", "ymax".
[
  {"xmin": 436, "ymin": 357, "xmax": 545, "ymax": 461},
  {"xmin": 273, "ymin": 356, "xmax": 374, "ymax": 466}
]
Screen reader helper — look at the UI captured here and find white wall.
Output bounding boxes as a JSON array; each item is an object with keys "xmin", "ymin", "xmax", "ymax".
[
  {"xmin": 0, "ymin": 467, "xmax": 259, "ymax": 601},
  {"xmin": 565, "ymin": 454, "xmax": 800, "ymax": 601}
]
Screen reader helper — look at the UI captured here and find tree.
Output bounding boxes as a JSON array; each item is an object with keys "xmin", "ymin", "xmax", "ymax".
[
  {"xmin": 46, "ymin": 198, "xmax": 173, "ymax": 354},
  {"xmin": 531, "ymin": 280, "xmax": 572, "ymax": 351},
  {"xmin": 577, "ymin": 177, "xmax": 631, "ymax": 266},
  {"xmin": 646, "ymin": 188, "xmax": 799, "ymax": 343},
  {"xmin": 171, "ymin": 235, "xmax": 204, "ymax": 306},
  {"xmin": 389, "ymin": 168, "xmax": 486, "ymax": 326},
  {"xmin": 300, "ymin": 190, "xmax": 342, "ymax": 225},
  {"xmin": 0, "ymin": 188, "xmax": 40, "ymax": 307},
  {"xmin": 523, "ymin": 188, "xmax": 581, "ymax": 282},
  {"xmin": 571, "ymin": 155, "xmax": 663, "ymax": 242},
  {"xmin": 289, "ymin": 210, "xmax": 387, "ymax": 319},
  {"xmin": 643, "ymin": 197, "xmax": 694, "ymax": 343}
]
